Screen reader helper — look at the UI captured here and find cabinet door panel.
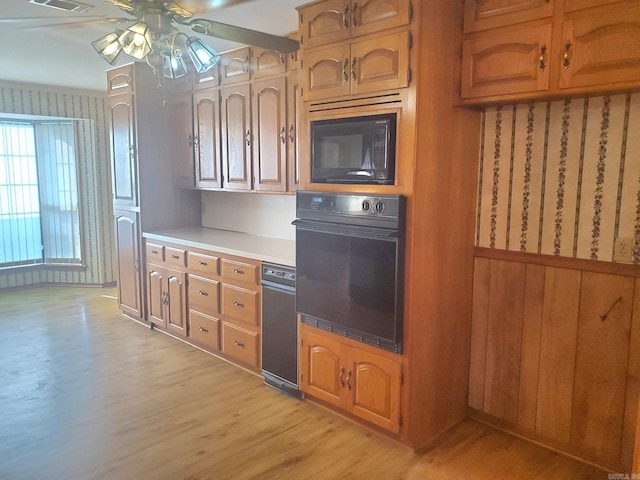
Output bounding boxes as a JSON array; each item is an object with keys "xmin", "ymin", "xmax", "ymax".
[
  {"xmin": 220, "ymin": 84, "xmax": 252, "ymax": 190},
  {"xmin": 114, "ymin": 210, "xmax": 142, "ymax": 319},
  {"xmin": 351, "ymin": 31, "xmax": 410, "ymax": 96},
  {"xmin": 345, "ymin": 347, "xmax": 401, "ymax": 433},
  {"xmin": 221, "ymin": 284, "xmax": 259, "ymax": 327},
  {"xmin": 558, "ymin": 5, "xmax": 640, "ymax": 90},
  {"xmin": 252, "ymin": 47, "xmax": 287, "ymax": 78},
  {"xmin": 147, "ymin": 265, "xmax": 165, "ymax": 328},
  {"xmin": 536, "ymin": 267, "xmax": 581, "ymax": 444},
  {"xmin": 166, "ymin": 271, "xmax": 187, "ymax": 337},
  {"xmin": 299, "ymin": 0, "xmax": 350, "ymax": 49},
  {"xmin": 169, "ymin": 89, "xmax": 195, "ymax": 188},
  {"xmin": 109, "ymin": 93, "xmax": 137, "ymax": 206},
  {"xmin": 302, "ymin": 44, "xmax": 351, "ymax": 101},
  {"xmin": 351, "ymin": 0, "xmax": 412, "ymax": 38},
  {"xmin": 194, "ymin": 89, "xmax": 222, "ymax": 189},
  {"xmin": 300, "ymin": 327, "xmax": 342, "ymax": 407},
  {"xmin": 461, "ymin": 23, "xmax": 552, "ymax": 99},
  {"xmin": 564, "ymin": 0, "xmax": 630, "ymax": 14},
  {"xmin": 287, "ymin": 71, "xmax": 300, "ymax": 191},
  {"xmin": 252, "ymin": 77, "xmax": 287, "ymax": 192},
  {"xmin": 219, "ymin": 47, "xmax": 251, "ymax": 85},
  {"xmin": 464, "ymin": 0, "xmax": 554, "ymax": 33},
  {"xmin": 571, "ymin": 272, "xmax": 634, "ymax": 464}
]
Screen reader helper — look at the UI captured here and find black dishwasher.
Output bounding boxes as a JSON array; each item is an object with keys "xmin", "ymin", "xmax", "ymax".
[{"xmin": 261, "ymin": 263, "xmax": 301, "ymax": 398}]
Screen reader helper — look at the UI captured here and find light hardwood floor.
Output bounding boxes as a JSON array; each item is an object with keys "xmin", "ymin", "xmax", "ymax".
[{"xmin": 0, "ymin": 286, "xmax": 609, "ymax": 479}]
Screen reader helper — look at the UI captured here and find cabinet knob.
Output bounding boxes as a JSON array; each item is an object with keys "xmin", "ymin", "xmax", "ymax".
[
  {"xmin": 171, "ymin": 255, "xmax": 180, "ymax": 259},
  {"xmin": 198, "ymin": 290, "xmax": 208, "ymax": 297},
  {"xmin": 234, "ymin": 340, "xmax": 245, "ymax": 348},
  {"xmin": 233, "ymin": 301, "xmax": 245, "ymax": 308},
  {"xmin": 198, "ymin": 260, "xmax": 208, "ymax": 266},
  {"xmin": 233, "ymin": 268, "xmax": 245, "ymax": 275},
  {"xmin": 199, "ymin": 326, "xmax": 209, "ymax": 333}
]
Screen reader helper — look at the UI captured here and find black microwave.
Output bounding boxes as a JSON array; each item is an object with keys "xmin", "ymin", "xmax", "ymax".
[{"xmin": 311, "ymin": 113, "xmax": 397, "ymax": 185}]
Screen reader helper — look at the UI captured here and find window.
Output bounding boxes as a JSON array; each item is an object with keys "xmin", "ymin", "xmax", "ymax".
[{"xmin": 0, "ymin": 120, "xmax": 81, "ymax": 267}]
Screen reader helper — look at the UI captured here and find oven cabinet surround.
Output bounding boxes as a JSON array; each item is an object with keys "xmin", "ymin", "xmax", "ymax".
[
  {"xmin": 468, "ymin": 249, "xmax": 640, "ymax": 471},
  {"xmin": 299, "ymin": 323, "xmax": 402, "ymax": 433},
  {"xmin": 296, "ymin": 0, "xmax": 483, "ymax": 452},
  {"xmin": 107, "ymin": 63, "xmax": 201, "ymax": 321},
  {"xmin": 167, "ymin": 46, "xmax": 298, "ymax": 193},
  {"xmin": 459, "ymin": 0, "xmax": 640, "ymax": 103}
]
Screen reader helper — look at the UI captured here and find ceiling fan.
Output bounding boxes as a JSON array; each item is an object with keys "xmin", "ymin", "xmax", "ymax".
[{"xmin": 11, "ymin": 0, "xmax": 299, "ymax": 79}]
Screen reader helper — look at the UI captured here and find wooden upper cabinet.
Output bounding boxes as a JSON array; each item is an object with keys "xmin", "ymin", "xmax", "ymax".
[
  {"xmin": 461, "ymin": 22, "xmax": 552, "ymax": 99},
  {"xmin": 564, "ymin": 0, "xmax": 631, "ymax": 14},
  {"xmin": 219, "ymin": 47, "xmax": 251, "ymax": 85},
  {"xmin": 287, "ymin": 70, "xmax": 301, "ymax": 192},
  {"xmin": 463, "ymin": 0, "xmax": 554, "ymax": 33},
  {"xmin": 252, "ymin": 76, "xmax": 287, "ymax": 192},
  {"xmin": 558, "ymin": 4, "xmax": 640, "ymax": 91},
  {"xmin": 220, "ymin": 84, "xmax": 252, "ymax": 191},
  {"xmin": 109, "ymin": 92, "xmax": 138, "ymax": 206},
  {"xmin": 193, "ymin": 88, "xmax": 223, "ymax": 189},
  {"xmin": 252, "ymin": 47, "xmax": 288, "ymax": 78},
  {"xmin": 107, "ymin": 63, "xmax": 134, "ymax": 94},
  {"xmin": 299, "ymin": 0, "xmax": 411, "ymax": 49},
  {"xmin": 168, "ymin": 89, "xmax": 196, "ymax": 188},
  {"xmin": 302, "ymin": 31, "xmax": 409, "ymax": 101}
]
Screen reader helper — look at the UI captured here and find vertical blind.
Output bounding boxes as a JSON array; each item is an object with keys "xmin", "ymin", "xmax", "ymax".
[{"xmin": 0, "ymin": 120, "xmax": 81, "ymax": 267}]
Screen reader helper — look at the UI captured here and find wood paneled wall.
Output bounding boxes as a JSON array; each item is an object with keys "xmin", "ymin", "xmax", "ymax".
[
  {"xmin": 0, "ymin": 81, "xmax": 114, "ymax": 289},
  {"xmin": 469, "ymin": 249, "xmax": 640, "ymax": 471}
]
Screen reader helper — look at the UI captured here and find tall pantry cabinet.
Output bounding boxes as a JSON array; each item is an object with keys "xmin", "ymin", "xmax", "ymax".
[{"xmin": 108, "ymin": 63, "xmax": 201, "ymax": 321}]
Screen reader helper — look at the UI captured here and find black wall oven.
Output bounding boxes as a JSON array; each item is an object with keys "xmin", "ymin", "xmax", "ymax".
[{"xmin": 294, "ymin": 191, "xmax": 405, "ymax": 354}]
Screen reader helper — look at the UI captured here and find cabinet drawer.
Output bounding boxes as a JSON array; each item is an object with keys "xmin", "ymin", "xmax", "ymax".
[
  {"xmin": 221, "ymin": 258, "xmax": 259, "ymax": 285},
  {"xmin": 165, "ymin": 247, "xmax": 186, "ymax": 267},
  {"xmin": 221, "ymin": 284, "xmax": 259, "ymax": 327},
  {"xmin": 222, "ymin": 322, "xmax": 259, "ymax": 368},
  {"xmin": 146, "ymin": 242, "xmax": 165, "ymax": 262},
  {"xmin": 188, "ymin": 275, "xmax": 220, "ymax": 316},
  {"xmin": 188, "ymin": 252, "xmax": 220, "ymax": 277},
  {"xmin": 189, "ymin": 310, "xmax": 220, "ymax": 352}
]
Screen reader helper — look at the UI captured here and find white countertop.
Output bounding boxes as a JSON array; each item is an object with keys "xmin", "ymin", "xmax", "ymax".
[{"xmin": 143, "ymin": 227, "xmax": 295, "ymax": 267}]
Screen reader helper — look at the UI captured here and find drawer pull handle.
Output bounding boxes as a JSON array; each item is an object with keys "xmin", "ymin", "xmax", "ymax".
[
  {"xmin": 233, "ymin": 269, "xmax": 245, "ymax": 275},
  {"xmin": 198, "ymin": 260, "xmax": 208, "ymax": 266},
  {"xmin": 171, "ymin": 255, "xmax": 180, "ymax": 259},
  {"xmin": 199, "ymin": 326, "xmax": 209, "ymax": 333},
  {"xmin": 151, "ymin": 250, "xmax": 158, "ymax": 254},
  {"xmin": 198, "ymin": 290, "xmax": 208, "ymax": 296},
  {"xmin": 346, "ymin": 370, "xmax": 352, "ymax": 390},
  {"xmin": 562, "ymin": 41, "xmax": 572, "ymax": 69},
  {"xmin": 233, "ymin": 301, "xmax": 245, "ymax": 308},
  {"xmin": 234, "ymin": 340, "xmax": 245, "ymax": 348}
]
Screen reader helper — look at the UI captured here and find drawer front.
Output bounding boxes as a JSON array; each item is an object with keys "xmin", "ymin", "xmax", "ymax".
[
  {"xmin": 221, "ymin": 258, "xmax": 259, "ymax": 286},
  {"xmin": 188, "ymin": 275, "xmax": 220, "ymax": 316},
  {"xmin": 188, "ymin": 252, "xmax": 220, "ymax": 277},
  {"xmin": 222, "ymin": 323, "xmax": 259, "ymax": 368},
  {"xmin": 166, "ymin": 247, "xmax": 187, "ymax": 267},
  {"xmin": 146, "ymin": 242, "xmax": 165, "ymax": 262},
  {"xmin": 221, "ymin": 284, "xmax": 259, "ymax": 327},
  {"xmin": 189, "ymin": 310, "xmax": 220, "ymax": 352}
]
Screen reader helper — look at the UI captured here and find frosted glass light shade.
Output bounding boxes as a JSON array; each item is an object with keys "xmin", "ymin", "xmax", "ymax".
[
  {"xmin": 118, "ymin": 22, "xmax": 152, "ymax": 60},
  {"xmin": 185, "ymin": 38, "xmax": 220, "ymax": 73},
  {"xmin": 163, "ymin": 54, "xmax": 188, "ymax": 79},
  {"xmin": 92, "ymin": 31, "xmax": 122, "ymax": 65}
]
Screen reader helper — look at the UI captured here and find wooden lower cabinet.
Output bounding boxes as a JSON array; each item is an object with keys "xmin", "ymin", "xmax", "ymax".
[
  {"xmin": 113, "ymin": 209, "xmax": 143, "ymax": 320},
  {"xmin": 299, "ymin": 323, "xmax": 402, "ymax": 433},
  {"xmin": 146, "ymin": 263, "xmax": 188, "ymax": 337},
  {"xmin": 468, "ymin": 252, "xmax": 640, "ymax": 471}
]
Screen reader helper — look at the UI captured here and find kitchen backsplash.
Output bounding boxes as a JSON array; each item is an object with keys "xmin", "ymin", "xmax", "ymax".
[
  {"xmin": 201, "ymin": 191, "xmax": 296, "ymax": 240},
  {"xmin": 476, "ymin": 92, "xmax": 640, "ymax": 264}
]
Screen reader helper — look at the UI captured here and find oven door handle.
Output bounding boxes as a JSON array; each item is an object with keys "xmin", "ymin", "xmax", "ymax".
[{"xmin": 293, "ymin": 219, "xmax": 399, "ymax": 239}]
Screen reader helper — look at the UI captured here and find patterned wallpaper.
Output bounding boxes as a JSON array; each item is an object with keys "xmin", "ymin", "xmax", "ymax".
[
  {"xmin": 0, "ymin": 81, "xmax": 115, "ymax": 289},
  {"xmin": 476, "ymin": 93, "xmax": 640, "ymax": 264}
]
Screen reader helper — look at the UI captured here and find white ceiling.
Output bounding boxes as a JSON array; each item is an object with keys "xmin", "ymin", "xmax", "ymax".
[{"xmin": 0, "ymin": 0, "xmax": 304, "ymax": 92}]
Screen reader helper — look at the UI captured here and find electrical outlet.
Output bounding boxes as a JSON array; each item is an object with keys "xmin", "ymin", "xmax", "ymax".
[{"xmin": 613, "ymin": 237, "xmax": 633, "ymax": 263}]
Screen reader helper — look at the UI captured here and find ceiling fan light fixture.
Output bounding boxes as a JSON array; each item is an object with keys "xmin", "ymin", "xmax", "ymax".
[
  {"xmin": 118, "ymin": 22, "xmax": 152, "ymax": 60},
  {"xmin": 92, "ymin": 31, "xmax": 123, "ymax": 65},
  {"xmin": 163, "ymin": 54, "xmax": 188, "ymax": 79},
  {"xmin": 185, "ymin": 37, "xmax": 220, "ymax": 74}
]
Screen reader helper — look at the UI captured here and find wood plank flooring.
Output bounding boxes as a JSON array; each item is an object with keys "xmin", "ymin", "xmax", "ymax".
[{"xmin": 0, "ymin": 287, "xmax": 609, "ymax": 479}]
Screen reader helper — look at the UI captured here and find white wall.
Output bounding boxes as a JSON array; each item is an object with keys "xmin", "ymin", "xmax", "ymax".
[{"xmin": 201, "ymin": 191, "xmax": 296, "ymax": 240}]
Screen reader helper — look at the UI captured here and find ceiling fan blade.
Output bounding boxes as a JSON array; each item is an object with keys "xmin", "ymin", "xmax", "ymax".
[
  {"xmin": 163, "ymin": 2, "xmax": 193, "ymax": 18},
  {"xmin": 104, "ymin": 0, "xmax": 134, "ymax": 10},
  {"xmin": 0, "ymin": 15, "xmax": 108, "ymax": 23},
  {"xmin": 185, "ymin": 18, "xmax": 299, "ymax": 53},
  {"xmin": 17, "ymin": 17, "xmax": 132, "ymax": 31}
]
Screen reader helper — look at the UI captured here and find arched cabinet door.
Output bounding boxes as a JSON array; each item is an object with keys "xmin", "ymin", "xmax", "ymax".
[
  {"xmin": 114, "ymin": 209, "xmax": 142, "ymax": 320},
  {"xmin": 220, "ymin": 84, "xmax": 252, "ymax": 191},
  {"xmin": 109, "ymin": 93, "xmax": 138, "ymax": 206}
]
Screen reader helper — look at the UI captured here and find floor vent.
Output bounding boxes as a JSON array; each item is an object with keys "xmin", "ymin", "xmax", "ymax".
[{"xmin": 29, "ymin": 0, "xmax": 93, "ymax": 13}]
